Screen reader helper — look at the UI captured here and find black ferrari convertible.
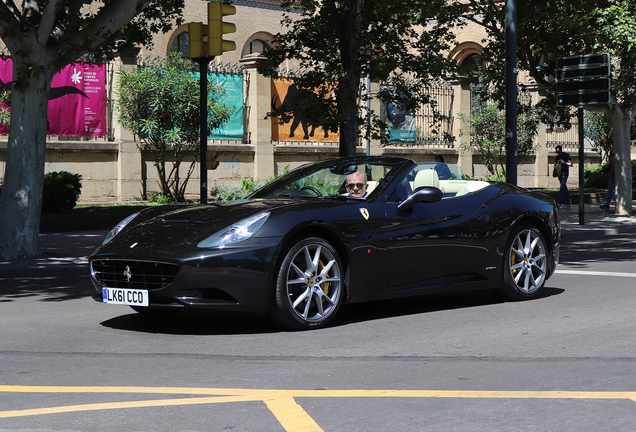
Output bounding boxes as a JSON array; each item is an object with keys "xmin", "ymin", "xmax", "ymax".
[{"xmin": 90, "ymin": 156, "xmax": 560, "ymax": 330}]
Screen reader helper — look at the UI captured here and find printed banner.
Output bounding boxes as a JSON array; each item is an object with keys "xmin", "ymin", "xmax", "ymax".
[
  {"xmin": 0, "ymin": 57, "xmax": 106, "ymax": 136},
  {"xmin": 271, "ymin": 79, "xmax": 339, "ymax": 142},
  {"xmin": 208, "ymin": 72, "xmax": 243, "ymax": 140}
]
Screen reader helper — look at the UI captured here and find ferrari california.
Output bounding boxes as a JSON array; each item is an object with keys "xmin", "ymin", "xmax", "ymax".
[{"xmin": 90, "ymin": 156, "xmax": 560, "ymax": 330}]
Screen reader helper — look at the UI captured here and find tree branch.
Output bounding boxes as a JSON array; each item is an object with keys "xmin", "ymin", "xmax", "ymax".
[{"xmin": 53, "ymin": 0, "xmax": 152, "ymax": 57}]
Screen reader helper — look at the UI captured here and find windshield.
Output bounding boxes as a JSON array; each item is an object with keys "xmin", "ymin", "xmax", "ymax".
[{"xmin": 250, "ymin": 157, "xmax": 410, "ymax": 200}]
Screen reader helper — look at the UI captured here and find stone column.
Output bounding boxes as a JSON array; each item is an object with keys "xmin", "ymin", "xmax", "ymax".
[
  {"xmin": 113, "ymin": 50, "xmax": 143, "ymax": 201},
  {"xmin": 451, "ymin": 79, "xmax": 473, "ymax": 177},
  {"xmin": 240, "ymin": 54, "xmax": 274, "ymax": 180}
]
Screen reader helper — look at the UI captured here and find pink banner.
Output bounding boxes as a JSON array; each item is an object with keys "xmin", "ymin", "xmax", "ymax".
[{"xmin": 0, "ymin": 57, "xmax": 106, "ymax": 136}]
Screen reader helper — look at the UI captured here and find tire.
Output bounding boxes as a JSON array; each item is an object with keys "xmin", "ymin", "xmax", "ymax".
[
  {"xmin": 270, "ymin": 237, "xmax": 344, "ymax": 330},
  {"xmin": 501, "ymin": 223, "xmax": 548, "ymax": 300}
]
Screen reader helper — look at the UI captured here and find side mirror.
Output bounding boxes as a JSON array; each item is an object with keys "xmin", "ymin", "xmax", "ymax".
[{"xmin": 397, "ymin": 186, "xmax": 443, "ymax": 211}]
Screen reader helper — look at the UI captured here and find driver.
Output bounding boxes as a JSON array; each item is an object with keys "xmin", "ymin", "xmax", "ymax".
[{"xmin": 346, "ymin": 172, "xmax": 368, "ymax": 198}]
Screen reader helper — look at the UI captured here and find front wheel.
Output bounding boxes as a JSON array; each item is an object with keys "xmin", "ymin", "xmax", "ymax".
[
  {"xmin": 270, "ymin": 237, "xmax": 344, "ymax": 330},
  {"xmin": 501, "ymin": 224, "xmax": 548, "ymax": 300}
]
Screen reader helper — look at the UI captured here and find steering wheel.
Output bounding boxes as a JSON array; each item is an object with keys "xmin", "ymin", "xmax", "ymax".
[{"xmin": 300, "ymin": 186, "xmax": 322, "ymax": 196}]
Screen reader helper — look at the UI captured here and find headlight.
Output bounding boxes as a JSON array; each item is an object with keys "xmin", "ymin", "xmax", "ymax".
[
  {"xmin": 102, "ymin": 211, "xmax": 141, "ymax": 245},
  {"xmin": 198, "ymin": 212, "xmax": 270, "ymax": 248}
]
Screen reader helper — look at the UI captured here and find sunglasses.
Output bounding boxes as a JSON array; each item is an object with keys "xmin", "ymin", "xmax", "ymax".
[{"xmin": 346, "ymin": 183, "xmax": 365, "ymax": 190}]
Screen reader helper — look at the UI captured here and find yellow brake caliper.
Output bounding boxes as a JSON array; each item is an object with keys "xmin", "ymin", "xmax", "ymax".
[{"xmin": 319, "ymin": 259, "xmax": 329, "ymax": 298}]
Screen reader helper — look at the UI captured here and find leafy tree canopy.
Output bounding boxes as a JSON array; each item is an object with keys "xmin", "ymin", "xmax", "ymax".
[
  {"xmin": 259, "ymin": 0, "xmax": 465, "ymax": 155},
  {"xmin": 444, "ymin": 0, "xmax": 636, "ymax": 214},
  {"xmin": 0, "ymin": 0, "xmax": 186, "ymax": 261},
  {"xmin": 117, "ymin": 53, "xmax": 233, "ymax": 203}
]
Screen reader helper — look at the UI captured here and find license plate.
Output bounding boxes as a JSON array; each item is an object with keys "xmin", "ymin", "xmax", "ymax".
[{"xmin": 102, "ymin": 287, "xmax": 149, "ymax": 307}]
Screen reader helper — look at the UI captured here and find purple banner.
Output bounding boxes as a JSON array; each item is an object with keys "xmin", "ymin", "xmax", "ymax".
[{"xmin": 0, "ymin": 57, "xmax": 106, "ymax": 136}]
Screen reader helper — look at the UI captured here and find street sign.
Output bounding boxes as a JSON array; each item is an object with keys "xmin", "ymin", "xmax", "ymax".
[
  {"xmin": 556, "ymin": 65, "xmax": 610, "ymax": 81},
  {"xmin": 557, "ymin": 92, "xmax": 610, "ymax": 106},
  {"xmin": 556, "ymin": 53, "xmax": 610, "ymax": 107},
  {"xmin": 556, "ymin": 53, "xmax": 610, "ymax": 69},
  {"xmin": 556, "ymin": 78, "xmax": 610, "ymax": 94}
]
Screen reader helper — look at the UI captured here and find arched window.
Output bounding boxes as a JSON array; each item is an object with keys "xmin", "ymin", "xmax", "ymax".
[
  {"xmin": 240, "ymin": 33, "xmax": 274, "ymax": 58},
  {"xmin": 248, "ymin": 39, "xmax": 269, "ymax": 55},
  {"xmin": 169, "ymin": 32, "xmax": 189, "ymax": 58},
  {"xmin": 461, "ymin": 53, "xmax": 480, "ymax": 67}
]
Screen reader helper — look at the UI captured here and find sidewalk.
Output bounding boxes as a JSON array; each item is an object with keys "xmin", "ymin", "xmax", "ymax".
[
  {"xmin": 0, "ymin": 229, "xmax": 109, "ymax": 278},
  {"xmin": 1, "ymin": 202, "xmax": 635, "ymax": 279}
]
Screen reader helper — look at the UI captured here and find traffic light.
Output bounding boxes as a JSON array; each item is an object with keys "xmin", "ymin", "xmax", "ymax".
[
  {"xmin": 208, "ymin": 1, "xmax": 237, "ymax": 56},
  {"xmin": 188, "ymin": 22, "xmax": 208, "ymax": 59}
]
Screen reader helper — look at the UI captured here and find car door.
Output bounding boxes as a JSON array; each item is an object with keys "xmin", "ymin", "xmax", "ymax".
[{"xmin": 383, "ymin": 191, "xmax": 493, "ymax": 293}]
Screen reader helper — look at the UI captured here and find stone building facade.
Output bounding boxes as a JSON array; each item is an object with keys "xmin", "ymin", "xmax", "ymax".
[{"xmin": 0, "ymin": 0, "xmax": 619, "ymax": 203}]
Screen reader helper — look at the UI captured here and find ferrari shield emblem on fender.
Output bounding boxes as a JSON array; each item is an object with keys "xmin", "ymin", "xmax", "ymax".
[{"xmin": 360, "ymin": 208, "xmax": 369, "ymax": 220}]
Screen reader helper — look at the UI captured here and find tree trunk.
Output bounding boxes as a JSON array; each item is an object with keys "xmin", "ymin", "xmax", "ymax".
[
  {"xmin": 609, "ymin": 107, "xmax": 633, "ymax": 215},
  {"xmin": 0, "ymin": 68, "xmax": 52, "ymax": 260},
  {"xmin": 338, "ymin": 0, "xmax": 363, "ymax": 157}
]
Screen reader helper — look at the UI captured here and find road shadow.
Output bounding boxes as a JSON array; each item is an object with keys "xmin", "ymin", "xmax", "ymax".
[
  {"xmin": 332, "ymin": 286, "xmax": 564, "ymax": 328},
  {"xmin": 100, "ymin": 286, "xmax": 564, "ymax": 335},
  {"xmin": 560, "ymin": 236, "xmax": 636, "ymax": 266},
  {"xmin": 0, "ymin": 274, "xmax": 93, "ymax": 302},
  {"xmin": 101, "ymin": 309, "xmax": 280, "ymax": 335}
]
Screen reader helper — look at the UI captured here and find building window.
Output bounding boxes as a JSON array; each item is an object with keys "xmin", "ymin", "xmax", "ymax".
[
  {"xmin": 248, "ymin": 39, "xmax": 269, "ymax": 55},
  {"xmin": 462, "ymin": 53, "xmax": 480, "ymax": 67},
  {"xmin": 170, "ymin": 32, "xmax": 189, "ymax": 58}
]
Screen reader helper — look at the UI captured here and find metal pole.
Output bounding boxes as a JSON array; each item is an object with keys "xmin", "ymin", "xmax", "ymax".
[
  {"xmin": 505, "ymin": 0, "xmax": 518, "ymax": 185},
  {"xmin": 199, "ymin": 58, "xmax": 209, "ymax": 204},
  {"xmin": 366, "ymin": 73, "xmax": 371, "ymax": 156},
  {"xmin": 578, "ymin": 105, "xmax": 585, "ymax": 224}
]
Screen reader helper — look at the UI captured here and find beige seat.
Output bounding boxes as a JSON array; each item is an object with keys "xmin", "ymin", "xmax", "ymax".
[{"xmin": 413, "ymin": 169, "xmax": 439, "ymax": 190}]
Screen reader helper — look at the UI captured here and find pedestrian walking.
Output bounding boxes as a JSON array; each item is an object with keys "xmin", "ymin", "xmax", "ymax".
[
  {"xmin": 600, "ymin": 151, "xmax": 615, "ymax": 210},
  {"xmin": 555, "ymin": 145, "xmax": 573, "ymax": 208}
]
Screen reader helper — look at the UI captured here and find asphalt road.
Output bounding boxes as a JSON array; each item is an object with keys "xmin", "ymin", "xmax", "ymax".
[{"xmin": 0, "ymin": 235, "xmax": 635, "ymax": 431}]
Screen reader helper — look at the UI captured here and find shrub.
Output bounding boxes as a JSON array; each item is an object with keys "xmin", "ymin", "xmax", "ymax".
[
  {"xmin": 209, "ymin": 184, "xmax": 250, "ymax": 202},
  {"xmin": 147, "ymin": 192, "xmax": 178, "ymax": 204},
  {"xmin": 42, "ymin": 171, "xmax": 82, "ymax": 213},
  {"xmin": 584, "ymin": 160, "xmax": 636, "ymax": 189}
]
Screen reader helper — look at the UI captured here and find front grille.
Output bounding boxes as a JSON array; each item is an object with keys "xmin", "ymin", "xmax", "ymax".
[{"xmin": 91, "ymin": 260, "xmax": 179, "ymax": 290}]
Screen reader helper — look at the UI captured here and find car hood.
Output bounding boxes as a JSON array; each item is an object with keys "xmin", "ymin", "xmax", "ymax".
[{"xmin": 92, "ymin": 198, "xmax": 342, "ymax": 257}]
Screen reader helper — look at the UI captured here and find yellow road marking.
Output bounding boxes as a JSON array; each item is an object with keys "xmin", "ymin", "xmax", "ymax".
[
  {"xmin": 1, "ymin": 385, "xmax": 636, "ymax": 432},
  {"xmin": 0, "ymin": 395, "xmax": 259, "ymax": 419},
  {"xmin": 264, "ymin": 396, "xmax": 324, "ymax": 432}
]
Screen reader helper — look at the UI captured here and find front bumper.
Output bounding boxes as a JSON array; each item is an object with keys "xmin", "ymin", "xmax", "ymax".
[{"xmin": 90, "ymin": 238, "xmax": 281, "ymax": 313}]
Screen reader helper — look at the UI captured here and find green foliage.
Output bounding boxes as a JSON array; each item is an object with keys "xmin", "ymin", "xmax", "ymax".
[
  {"xmin": 458, "ymin": 95, "xmax": 539, "ymax": 177},
  {"xmin": 209, "ymin": 184, "xmax": 250, "ymax": 202},
  {"xmin": 0, "ymin": 1, "xmax": 186, "ymax": 83},
  {"xmin": 209, "ymin": 165, "xmax": 292, "ymax": 202},
  {"xmin": 117, "ymin": 53, "xmax": 233, "ymax": 203},
  {"xmin": 240, "ymin": 177, "xmax": 262, "ymax": 194},
  {"xmin": 445, "ymin": 0, "xmax": 636, "ymax": 211},
  {"xmin": 147, "ymin": 192, "xmax": 178, "ymax": 205},
  {"xmin": 585, "ymin": 160, "xmax": 636, "ymax": 189},
  {"xmin": 260, "ymin": 0, "xmax": 460, "ymax": 155},
  {"xmin": 0, "ymin": 90, "xmax": 9, "ymax": 126},
  {"xmin": 584, "ymin": 112, "xmax": 613, "ymax": 161},
  {"xmin": 42, "ymin": 171, "xmax": 82, "ymax": 213}
]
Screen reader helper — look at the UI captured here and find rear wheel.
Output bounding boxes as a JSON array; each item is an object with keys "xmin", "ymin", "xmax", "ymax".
[
  {"xmin": 502, "ymin": 224, "xmax": 548, "ymax": 300},
  {"xmin": 270, "ymin": 237, "xmax": 344, "ymax": 330}
]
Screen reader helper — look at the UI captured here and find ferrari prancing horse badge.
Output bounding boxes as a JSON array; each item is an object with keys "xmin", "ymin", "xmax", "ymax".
[{"xmin": 360, "ymin": 208, "xmax": 369, "ymax": 220}]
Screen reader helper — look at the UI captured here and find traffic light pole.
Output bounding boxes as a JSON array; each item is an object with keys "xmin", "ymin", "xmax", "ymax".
[
  {"xmin": 199, "ymin": 57, "xmax": 211, "ymax": 204},
  {"xmin": 578, "ymin": 105, "xmax": 585, "ymax": 224},
  {"xmin": 505, "ymin": 0, "xmax": 518, "ymax": 185}
]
